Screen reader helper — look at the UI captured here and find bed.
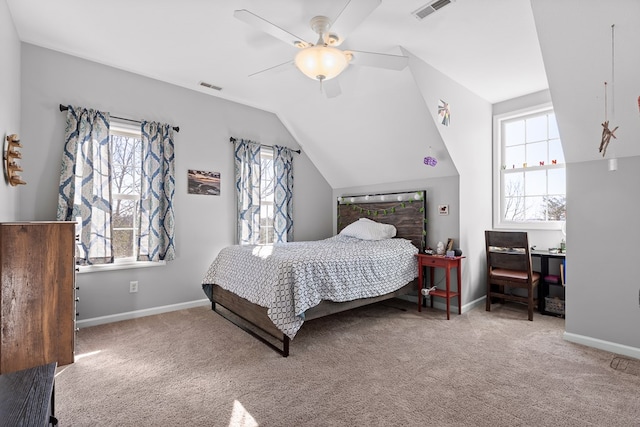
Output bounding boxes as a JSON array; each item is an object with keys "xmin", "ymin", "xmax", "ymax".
[{"xmin": 202, "ymin": 190, "xmax": 427, "ymax": 356}]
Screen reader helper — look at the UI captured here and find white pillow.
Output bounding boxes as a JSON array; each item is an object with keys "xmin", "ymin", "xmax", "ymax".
[{"xmin": 339, "ymin": 218, "xmax": 397, "ymax": 240}]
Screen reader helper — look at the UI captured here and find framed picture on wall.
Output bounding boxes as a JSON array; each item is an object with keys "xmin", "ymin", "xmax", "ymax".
[
  {"xmin": 446, "ymin": 238, "xmax": 454, "ymax": 252},
  {"xmin": 188, "ymin": 170, "xmax": 220, "ymax": 195}
]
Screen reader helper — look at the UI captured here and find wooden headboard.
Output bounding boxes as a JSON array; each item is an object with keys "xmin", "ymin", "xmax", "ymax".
[{"xmin": 337, "ymin": 190, "xmax": 427, "ymax": 252}]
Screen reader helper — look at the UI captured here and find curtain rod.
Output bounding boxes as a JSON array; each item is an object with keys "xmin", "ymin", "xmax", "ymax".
[
  {"xmin": 59, "ymin": 104, "xmax": 179, "ymax": 133},
  {"xmin": 229, "ymin": 137, "xmax": 300, "ymax": 154}
]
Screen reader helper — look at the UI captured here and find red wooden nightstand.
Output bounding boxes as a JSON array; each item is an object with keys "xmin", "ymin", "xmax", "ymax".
[{"xmin": 416, "ymin": 254, "xmax": 464, "ymax": 319}]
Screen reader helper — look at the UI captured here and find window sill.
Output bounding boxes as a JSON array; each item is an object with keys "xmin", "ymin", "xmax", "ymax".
[{"xmin": 77, "ymin": 260, "xmax": 166, "ymax": 274}]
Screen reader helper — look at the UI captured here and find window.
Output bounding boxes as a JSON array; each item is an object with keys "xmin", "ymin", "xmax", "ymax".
[
  {"xmin": 60, "ymin": 106, "xmax": 175, "ymax": 270},
  {"xmin": 73, "ymin": 120, "xmax": 146, "ymax": 266},
  {"xmin": 493, "ymin": 105, "xmax": 566, "ymax": 229},
  {"xmin": 258, "ymin": 148, "xmax": 275, "ymax": 244},
  {"xmin": 110, "ymin": 122, "xmax": 142, "ymax": 260},
  {"xmin": 234, "ymin": 139, "xmax": 294, "ymax": 246}
]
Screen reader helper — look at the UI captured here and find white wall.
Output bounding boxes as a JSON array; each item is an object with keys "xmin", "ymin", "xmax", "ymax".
[
  {"xmin": 406, "ymin": 50, "xmax": 493, "ymax": 310},
  {"xmin": 19, "ymin": 43, "xmax": 333, "ymax": 322},
  {"xmin": 0, "ymin": 0, "xmax": 21, "ymax": 221},
  {"xmin": 332, "ymin": 49, "xmax": 494, "ymax": 311}
]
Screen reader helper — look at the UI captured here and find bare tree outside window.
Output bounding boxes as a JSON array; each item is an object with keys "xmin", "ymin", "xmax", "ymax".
[
  {"xmin": 504, "ymin": 177, "xmax": 525, "ymax": 221},
  {"xmin": 110, "ymin": 132, "xmax": 142, "ymax": 259},
  {"xmin": 544, "ymin": 195, "xmax": 566, "ymax": 221}
]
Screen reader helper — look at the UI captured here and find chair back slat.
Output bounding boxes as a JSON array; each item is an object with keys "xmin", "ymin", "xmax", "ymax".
[
  {"xmin": 485, "ymin": 230, "xmax": 529, "ymax": 251},
  {"xmin": 487, "ymin": 251, "xmax": 529, "ymax": 271}
]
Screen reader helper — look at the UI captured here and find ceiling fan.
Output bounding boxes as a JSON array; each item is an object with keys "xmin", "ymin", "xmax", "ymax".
[{"xmin": 234, "ymin": 0, "xmax": 409, "ymax": 98}]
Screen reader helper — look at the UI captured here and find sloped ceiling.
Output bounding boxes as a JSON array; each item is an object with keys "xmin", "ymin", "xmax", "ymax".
[
  {"xmin": 530, "ymin": 0, "xmax": 640, "ymax": 164},
  {"xmin": 6, "ymin": 0, "xmax": 549, "ymax": 189}
]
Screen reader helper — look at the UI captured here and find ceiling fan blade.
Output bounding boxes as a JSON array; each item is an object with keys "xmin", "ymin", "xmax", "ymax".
[
  {"xmin": 348, "ymin": 50, "xmax": 408, "ymax": 70},
  {"xmin": 323, "ymin": 79, "xmax": 342, "ymax": 98},
  {"xmin": 329, "ymin": 0, "xmax": 381, "ymax": 45},
  {"xmin": 248, "ymin": 60, "xmax": 296, "ymax": 78},
  {"xmin": 234, "ymin": 9, "xmax": 312, "ymax": 48}
]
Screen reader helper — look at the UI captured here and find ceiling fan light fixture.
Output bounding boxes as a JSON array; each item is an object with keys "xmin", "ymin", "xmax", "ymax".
[{"xmin": 295, "ymin": 45, "xmax": 350, "ymax": 81}]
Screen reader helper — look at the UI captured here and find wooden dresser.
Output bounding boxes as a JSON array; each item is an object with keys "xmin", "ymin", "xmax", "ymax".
[{"xmin": 0, "ymin": 221, "xmax": 76, "ymax": 374}]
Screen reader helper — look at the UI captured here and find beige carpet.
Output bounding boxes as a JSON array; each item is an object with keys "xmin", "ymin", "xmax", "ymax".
[{"xmin": 55, "ymin": 300, "xmax": 640, "ymax": 426}]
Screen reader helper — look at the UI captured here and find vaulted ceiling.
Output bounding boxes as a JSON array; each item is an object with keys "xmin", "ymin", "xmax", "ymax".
[{"xmin": 6, "ymin": 0, "xmax": 640, "ymax": 188}]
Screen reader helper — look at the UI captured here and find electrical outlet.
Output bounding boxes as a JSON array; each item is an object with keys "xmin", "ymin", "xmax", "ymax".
[{"xmin": 129, "ymin": 281, "xmax": 138, "ymax": 293}]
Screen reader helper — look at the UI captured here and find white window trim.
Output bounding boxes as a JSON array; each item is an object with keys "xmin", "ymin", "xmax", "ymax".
[
  {"xmin": 492, "ymin": 102, "xmax": 565, "ymax": 231},
  {"xmin": 111, "ymin": 192, "xmax": 140, "ymax": 261},
  {"xmin": 77, "ymin": 260, "xmax": 166, "ymax": 274}
]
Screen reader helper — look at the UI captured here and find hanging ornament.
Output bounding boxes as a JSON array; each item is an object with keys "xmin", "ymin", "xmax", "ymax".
[
  {"xmin": 599, "ymin": 24, "xmax": 619, "ymax": 158},
  {"xmin": 423, "ymin": 146, "xmax": 438, "ymax": 167},
  {"xmin": 438, "ymin": 99, "xmax": 450, "ymax": 126},
  {"xmin": 599, "ymin": 119, "xmax": 617, "ymax": 157}
]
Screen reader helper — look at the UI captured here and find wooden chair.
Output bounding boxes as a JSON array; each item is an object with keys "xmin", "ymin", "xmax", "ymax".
[{"xmin": 485, "ymin": 230, "xmax": 540, "ymax": 321}]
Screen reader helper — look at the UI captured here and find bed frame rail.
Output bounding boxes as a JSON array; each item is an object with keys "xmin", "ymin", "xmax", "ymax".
[
  {"xmin": 212, "ymin": 301, "xmax": 290, "ymax": 357},
  {"xmin": 209, "ymin": 280, "xmax": 417, "ymax": 357},
  {"xmin": 210, "ymin": 284, "xmax": 290, "ymax": 357}
]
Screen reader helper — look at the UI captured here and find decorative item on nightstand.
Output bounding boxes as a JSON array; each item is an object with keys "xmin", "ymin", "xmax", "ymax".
[{"xmin": 3, "ymin": 134, "xmax": 26, "ymax": 186}]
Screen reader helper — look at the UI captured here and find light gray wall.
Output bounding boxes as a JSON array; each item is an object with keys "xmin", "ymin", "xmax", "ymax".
[
  {"xmin": 0, "ymin": 0, "xmax": 21, "ymax": 221},
  {"xmin": 565, "ymin": 157, "xmax": 640, "ymax": 354},
  {"xmin": 19, "ymin": 43, "xmax": 333, "ymax": 322}
]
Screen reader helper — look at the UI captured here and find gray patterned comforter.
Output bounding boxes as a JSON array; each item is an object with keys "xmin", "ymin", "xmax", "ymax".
[{"xmin": 201, "ymin": 235, "xmax": 418, "ymax": 338}]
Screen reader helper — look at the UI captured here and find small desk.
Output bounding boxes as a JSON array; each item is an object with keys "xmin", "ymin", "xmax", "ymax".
[
  {"xmin": 531, "ymin": 250, "xmax": 566, "ymax": 315},
  {"xmin": 416, "ymin": 254, "xmax": 464, "ymax": 319}
]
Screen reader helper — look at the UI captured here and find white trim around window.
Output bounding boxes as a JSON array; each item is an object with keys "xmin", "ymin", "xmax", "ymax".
[
  {"xmin": 492, "ymin": 102, "xmax": 566, "ymax": 231},
  {"xmin": 77, "ymin": 260, "xmax": 166, "ymax": 274}
]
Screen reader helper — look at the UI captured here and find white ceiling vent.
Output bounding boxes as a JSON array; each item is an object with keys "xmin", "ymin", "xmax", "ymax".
[
  {"xmin": 412, "ymin": 0, "xmax": 453, "ymax": 20},
  {"xmin": 199, "ymin": 81, "xmax": 222, "ymax": 91}
]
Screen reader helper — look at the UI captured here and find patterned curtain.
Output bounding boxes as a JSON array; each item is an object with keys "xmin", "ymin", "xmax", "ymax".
[
  {"xmin": 273, "ymin": 145, "xmax": 294, "ymax": 243},
  {"xmin": 234, "ymin": 139, "xmax": 262, "ymax": 245},
  {"xmin": 56, "ymin": 106, "xmax": 113, "ymax": 265},
  {"xmin": 138, "ymin": 121, "xmax": 176, "ymax": 261}
]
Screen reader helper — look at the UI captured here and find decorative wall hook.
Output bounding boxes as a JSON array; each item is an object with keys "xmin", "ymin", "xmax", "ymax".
[{"xmin": 4, "ymin": 134, "xmax": 26, "ymax": 186}]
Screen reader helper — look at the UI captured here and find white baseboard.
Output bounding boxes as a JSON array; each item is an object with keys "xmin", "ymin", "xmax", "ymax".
[
  {"xmin": 76, "ymin": 299, "xmax": 211, "ymax": 329},
  {"xmin": 563, "ymin": 332, "xmax": 640, "ymax": 360},
  {"xmin": 397, "ymin": 294, "xmax": 485, "ymax": 315}
]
